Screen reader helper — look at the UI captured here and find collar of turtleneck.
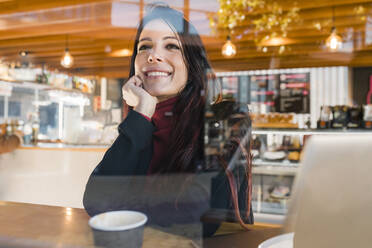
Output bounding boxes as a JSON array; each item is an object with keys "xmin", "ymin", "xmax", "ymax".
[
  {"xmin": 151, "ymin": 96, "xmax": 178, "ymax": 130},
  {"xmin": 147, "ymin": 95, "xmax": 178, "ymax": 174}
]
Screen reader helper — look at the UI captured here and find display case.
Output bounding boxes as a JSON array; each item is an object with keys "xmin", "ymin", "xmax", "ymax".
[
  {"xmin": 251, "ymin": 128, "xmax": 372, "ymax": 224},
  {"xmin": 0, "ymin": 80, "xmax": 92, "ymax": 143},
  {"xmin": 212, "ymin": 68, "xmax": 363, "ymax": 224}
]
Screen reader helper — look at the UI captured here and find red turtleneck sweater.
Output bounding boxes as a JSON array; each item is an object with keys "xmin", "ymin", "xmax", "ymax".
[{"xmin": 139, "ymin": 96, "xmax": 177, "ymax": 174}]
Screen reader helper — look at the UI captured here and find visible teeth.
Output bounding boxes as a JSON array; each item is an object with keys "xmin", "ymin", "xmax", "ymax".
[{"xmin": 147, "ymin": 72, "xmax": 169, "ymax": 77}]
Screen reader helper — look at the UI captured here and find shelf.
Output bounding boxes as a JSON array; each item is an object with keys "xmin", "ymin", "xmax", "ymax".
[
  {"xmin": 253, "ymin": 123, "xmax": 298, "ymax": 129},
  {"xmin": 253, "ymin": 159, "xmax": 299, "ymax": 167},
  {"xmin": 0, "ymin": 79, "xmax": 92, "ymax": 95},
  {"xmin": 252, "ymin": 159, "xmax": 299, "ymax": 175},
  {"xmin": 22, "ymin": 143, "xmax": 108, "ymax": 149},
  {"xmin": 239, "ymin": 159, "xmax": 300, "ymax": 175},
  {"xmin": 252, "ymin": 129, "xmax": 372, "ymax": 135},
  {"xmin": 252, "ymin": 166, "xmax": 298, "ymax": 176}
]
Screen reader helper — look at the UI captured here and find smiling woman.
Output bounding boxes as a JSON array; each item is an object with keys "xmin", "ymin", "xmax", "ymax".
[
  {"xmin": 83, "ymin": 4, "xmax": 253, "ymax": 243},
  {"xmin": 135, "ymin": 19, "xmax": 188, "ymax": 100},
  {"xmin": 121, "ymin": 18, "xmax": 188, "ymax": 117}
]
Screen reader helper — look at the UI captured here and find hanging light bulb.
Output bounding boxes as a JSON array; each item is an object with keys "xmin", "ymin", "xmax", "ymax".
[
  {"xmin": 326, "ymin": 27, "xmax": 342, "ymax": 51},
  {"xmin": 222, "ymin": 36, "xmax": 236, "ymax": 58},
  {"xmin": 326, "ymin": 6, "xmax": 342, "ymax": 51},
  {"xmin": 61, "ymin": 35, "xmax": 74, "ymax": 68},
  {"xmin": 61, "ymin": 48, "xmax": 74, "ymax": 68}
]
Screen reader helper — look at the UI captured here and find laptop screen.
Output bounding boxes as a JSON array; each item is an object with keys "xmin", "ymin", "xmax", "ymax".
[{"xmin": 284, "ymin": 134, "xmax": 372, "ymax": 248}]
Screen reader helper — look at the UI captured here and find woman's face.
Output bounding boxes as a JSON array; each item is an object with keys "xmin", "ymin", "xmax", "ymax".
[{"xmin": 135, "ymin": 19, "xmax": 188, "ymax": 101}]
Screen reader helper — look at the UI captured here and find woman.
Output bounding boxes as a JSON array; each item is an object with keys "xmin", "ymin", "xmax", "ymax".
[{"xmin": 83, "ymin": 4, "xmax": 253, "ymax": 239}]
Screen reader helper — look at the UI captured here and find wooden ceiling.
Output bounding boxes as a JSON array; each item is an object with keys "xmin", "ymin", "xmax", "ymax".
[{"xmin": 1, "ymin": 0, "xmax": 372, "ymax": 78}]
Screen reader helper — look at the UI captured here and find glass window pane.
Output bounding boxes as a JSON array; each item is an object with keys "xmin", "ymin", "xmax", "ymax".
[{"xmin": 8, "ymin": 86, "xmax": 36, "ymax": 122}]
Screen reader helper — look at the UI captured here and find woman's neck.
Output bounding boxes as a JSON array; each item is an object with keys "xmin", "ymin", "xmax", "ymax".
[{"xmin": 156, "ymin": 94, "xmax": 178, "ymax": 103}]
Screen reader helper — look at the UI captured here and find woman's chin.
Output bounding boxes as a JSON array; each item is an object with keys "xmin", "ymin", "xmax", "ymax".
[
  {"xmin": 145, "ymin": 88, "xmax": 172, "ymax": 97},
  {"xmin": 145, "ymin": 90, "xmax": 161, "ymax": 97}
]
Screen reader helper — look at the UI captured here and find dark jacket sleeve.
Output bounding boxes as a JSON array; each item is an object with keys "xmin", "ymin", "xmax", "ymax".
[{"xmin": 83, "ymin": 110, "xmax": 155, "ymax": 216}]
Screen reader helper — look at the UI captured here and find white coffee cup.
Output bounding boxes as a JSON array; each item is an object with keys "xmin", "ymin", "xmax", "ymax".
[{"xmin": 89, "ymin": 211, "xmax": 147, "ymax": 248}]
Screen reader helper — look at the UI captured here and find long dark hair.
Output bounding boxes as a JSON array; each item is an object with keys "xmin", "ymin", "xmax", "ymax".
[
  {"xmin": 128, "ymin": 5, "xmax": 253, "ymax": 230},
  {"xmin": 128, "ymin": 5, "xmax": 210, "ymax": 173}
]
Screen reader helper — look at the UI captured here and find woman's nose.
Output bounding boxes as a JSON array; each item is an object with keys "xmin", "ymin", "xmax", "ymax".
[{"xmin": 147, "ymin": 52, "xmax": 163, "ymax": 63}]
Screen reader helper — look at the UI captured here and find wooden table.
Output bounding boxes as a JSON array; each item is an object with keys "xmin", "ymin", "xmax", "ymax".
[{"xmin": 0, "ymin": 201, "xmax": 283, "ymax": 248}]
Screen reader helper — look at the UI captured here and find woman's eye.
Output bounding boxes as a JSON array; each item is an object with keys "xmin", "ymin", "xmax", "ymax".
[
  {"xmin": 166, "ymin": 43, "xmax": 180, "ymax": 50},
  {"xmin": 138, "ymin": 44, "xmax": 151, "ymax": 51}
]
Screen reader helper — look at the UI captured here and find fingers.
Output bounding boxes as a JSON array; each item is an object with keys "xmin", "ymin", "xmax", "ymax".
[
  {"xmin": 122, "ymin": 90, "xmax": 137, "ymax": 106},
  {"xmin": 122, "ymin": 75, "xmax": 145, "ymax": 107},
  {"xmin": 123, "ymin": 76, "xmax": 143, "ymax": 92},
  {"xmin": 122, "ymin": 75, "xmax": 157, "ymax": 112},
  {"xmin": 133, "ymin": 75, "xmax": 143, "ymax": 87},
  {"xmin": 135, "ymin": 73, "xmax": 144, "ymax": 83}
]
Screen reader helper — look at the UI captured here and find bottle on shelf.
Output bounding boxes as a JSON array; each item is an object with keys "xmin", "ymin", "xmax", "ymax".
[
  {"xmin": 31, "ymin": 122, "xmax": 39, "ymax": 145},
  {"xmin": 23, "ymin": 121, "xmax": 32, "ymax": 144},
  {"xmin": 331, "ymin": 105, "xmax": 348, "ymax": 129},
  {"xmin": 5, "ymin": 119, "xmax": 12, "ymax": 136},
  {"xmin": 317, "ymin": 106, "xmax": 332, "ymax": 129},
  {"xmin": 347, "ymin": 106, "xmax": 363, "ymax": 128},
  {"xmin": 363, "ymin": 105, "xmax": 372, "ymax": 129},
  {"xmin": 364, "ymin": 75, "xmax": 372, "ymax": 129}
]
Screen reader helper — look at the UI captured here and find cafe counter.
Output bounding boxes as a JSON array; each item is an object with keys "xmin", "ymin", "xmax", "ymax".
[{"xmin": 0, "ymin": 143, "xmax": 108, "ymax": 208}]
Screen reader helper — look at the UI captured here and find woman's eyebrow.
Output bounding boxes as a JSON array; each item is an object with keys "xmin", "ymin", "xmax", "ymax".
[
  {"xmin": 139, "ymin": 36, "xmax": 179, "ymax": 42},
  {"xmin": 163, "ymin": 36, "xmax": 178, "ymax": 41},
  {"xmin": 139, "ymin": 37, "xmax": 152, "ymax": 42}
]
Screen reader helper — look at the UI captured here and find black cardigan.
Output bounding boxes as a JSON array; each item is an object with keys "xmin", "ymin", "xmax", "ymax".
[{"xmin": 83, "ymin": 110, "xmax": 253, "ymax": 238}]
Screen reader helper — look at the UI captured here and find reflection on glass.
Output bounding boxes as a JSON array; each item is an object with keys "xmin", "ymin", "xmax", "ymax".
[
  {"xmin": 65, "ymin": 207, "xmax": 72, "ymax": 217},
  {"xmin": 83, "ymin": 5, "xmax": 254, "ymax": 247}
]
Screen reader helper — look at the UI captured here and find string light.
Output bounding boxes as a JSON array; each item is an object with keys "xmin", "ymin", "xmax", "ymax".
[{"xmin": 211, "ymin": 0, "xmax": 299, "ymax": 52}]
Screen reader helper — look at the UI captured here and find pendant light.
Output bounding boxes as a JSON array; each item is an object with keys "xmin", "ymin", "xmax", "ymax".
[
  {"xmin": 222, "ymin": 36, "xmax": 236, "ymax": 58},
  {"xmin": 326, "ymin": 6, "xmax": 342, "ymax": 51},
  {"xmin": 61, "ymin": 35, "xmax": 74, "ymax": 68}
]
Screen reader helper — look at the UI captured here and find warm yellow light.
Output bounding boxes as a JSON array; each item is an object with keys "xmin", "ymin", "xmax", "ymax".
[
  {"xmin": 222, "ymin": 38, "xmax": 236, "ymax": 58},
  {"xmin": 20, "ymin": 50, "xmax": 28, "ymax": 57},
  {"xmin": 60, "ymin": 49, "xmax": 74, "ymax": 68},
  {"xmin": 110, "ymin": 48, "xmax": 132, "ymax": 57},
  {"xmin": 261, "ymin": 36, "xmax": 293, "ymax": 46},
  {"xmin": 326, "ymin": 28, "xmax": 342, "ymax": 51}
]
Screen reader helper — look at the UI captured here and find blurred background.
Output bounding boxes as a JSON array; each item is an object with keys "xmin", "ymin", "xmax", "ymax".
[{"xmin": 1, "ymin": 0, "xmax": 372, "ymax": 224}]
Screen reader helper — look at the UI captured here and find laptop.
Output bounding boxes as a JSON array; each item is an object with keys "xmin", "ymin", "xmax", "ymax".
[{"xmin": 284, "ymin": 134, "xmax": 372, "ymax": 248}]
